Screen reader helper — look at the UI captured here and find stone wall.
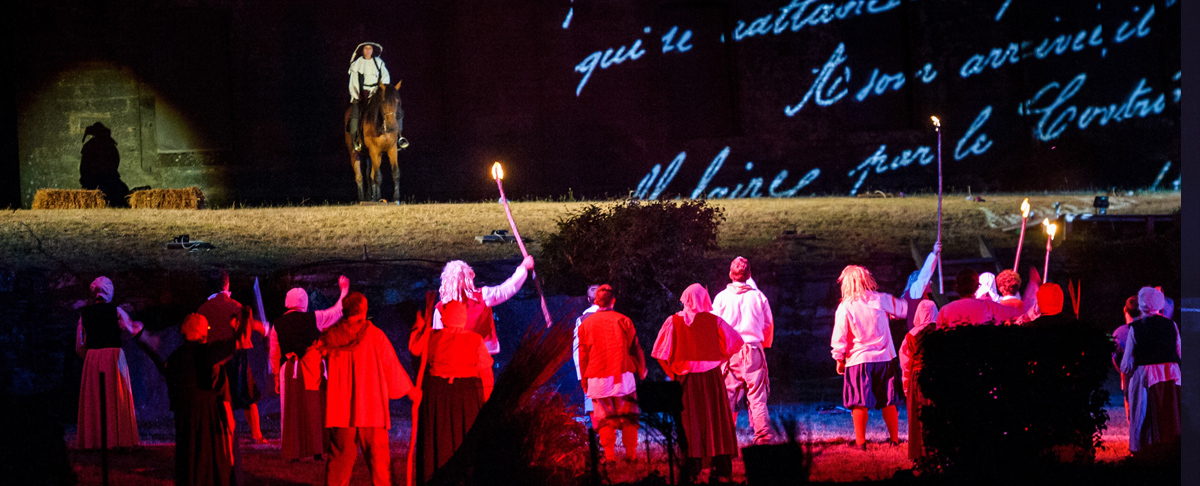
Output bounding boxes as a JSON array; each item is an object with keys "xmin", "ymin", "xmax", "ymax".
[{"xmin": 16, "ymin": 61, "xmax": 237, "ymax": 208}]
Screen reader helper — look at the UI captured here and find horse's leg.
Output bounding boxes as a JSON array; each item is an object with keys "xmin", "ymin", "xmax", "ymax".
[
  {"xmin": 369, "ymin": 146, "xmax": 384, "ymax": 201},
  {"xmin": 389, "ymin": 143, "xmax": 401, "ymax": 202},
  {"xmin": 353, "ymin": 154, "xmax": 365, "ymax": 202}
]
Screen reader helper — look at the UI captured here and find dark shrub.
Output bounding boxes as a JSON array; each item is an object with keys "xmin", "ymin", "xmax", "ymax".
[
  {"xmin": 539, "ymin": 199, "xmax": 724, "ymax": 372},
  {"xmin": 916, "ymin": 322, "xmax": 1110, "ymax": 477}
]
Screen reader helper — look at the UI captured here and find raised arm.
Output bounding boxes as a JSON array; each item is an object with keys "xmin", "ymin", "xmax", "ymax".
[
  {"xmin": 480, "ymin": 256, "xmax": 532, "ymax": 307},
  {"xmin": 908, "ymin": 245, "xmax": 939, "ymax": 299},
  {"xmin": 316, "ymin": 276, "xmax": 351, "ymax": 332}
]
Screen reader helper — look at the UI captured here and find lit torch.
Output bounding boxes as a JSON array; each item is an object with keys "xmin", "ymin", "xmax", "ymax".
[
  {"xmin": 492, "ymin": 162, "xmax": 553, "ymax": 327},
  {"xmin": 931, "ymin": 115, "xmax": 944, "ymax": 294},
  {"xmin": 1042, "ymin": 218, "xmax": 1057, "ymax": 284},
  {"xmin": 1013, "ymin": 198, "xmax": 1031, "ymax": 272}
]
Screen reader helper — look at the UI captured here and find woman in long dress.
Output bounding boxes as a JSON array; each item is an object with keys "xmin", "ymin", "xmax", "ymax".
[
  {"xmin": 76, "ymin": 276, "xmax": 143, "ymax": 449},
  {"xmin": 1119, "ymin": 286, "xmax": 1181, "ymax": 458},
  {"xmin": 651, "ymin": 283, "xmax": 743, "ymax": 484},
  {"xmin": 409, "ymin": 278, "xmax": 495, "ymax": 485}
]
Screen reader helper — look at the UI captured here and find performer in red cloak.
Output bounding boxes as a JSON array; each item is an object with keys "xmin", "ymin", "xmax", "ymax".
[{"xmin": 320, "ymin": 292, "xmax": 415, "ymax": 486}]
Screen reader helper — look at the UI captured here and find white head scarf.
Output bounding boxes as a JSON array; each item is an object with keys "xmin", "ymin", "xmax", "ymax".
[
  {"xmin": 90, "ymin": 276, "xmax": 114, "ymax": 303},
  {"xmin": 678, "ymin": 283, "xmax": 713, "ymax": 326},
  {"xmin": 975, "ymin": 272, "xmax": 1000, "ymax": 301},
  {"xmin": 1137, "ymin": 286, "xmax": 1166, "ymax": 316},
  {"xmin": 284, "ymin": 288, "xmax": 309, "ymax": 312}
]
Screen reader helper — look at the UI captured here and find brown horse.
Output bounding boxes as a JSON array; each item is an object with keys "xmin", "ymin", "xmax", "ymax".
[{"xmin": 344, "ymin": 82, "xmax": 408, "ymax": 201}]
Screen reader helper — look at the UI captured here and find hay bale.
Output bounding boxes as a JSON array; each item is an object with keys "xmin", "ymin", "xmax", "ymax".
[
  {"xmin": 31, "ymin": 189, "xmax": 108, "ymax": 209},
  {"xmin": 128, "ymin": 187, "xmax": 206, "ymax": 209}
]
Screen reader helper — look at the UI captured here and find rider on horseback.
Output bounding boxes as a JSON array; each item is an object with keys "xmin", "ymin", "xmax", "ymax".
[{"xmin": 348, "ymin": 41, "xmax": 390, "ymax": 152}]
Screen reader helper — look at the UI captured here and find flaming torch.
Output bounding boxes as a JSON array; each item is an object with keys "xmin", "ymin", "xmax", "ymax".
[
  {"xmin": 1042, "ymin": 218, "xmax": 1058, "ymax": 284},
  {"xmin": 1013, "ymin": 198, "xmax": 1031, "ymax": 272},
  {"xmin": 491, "ymin": 162, "xmax": 553, "ymax": 327},
  {"xmin": 931, "ymin": 115, "xmax": 944, "ymax": 294}
]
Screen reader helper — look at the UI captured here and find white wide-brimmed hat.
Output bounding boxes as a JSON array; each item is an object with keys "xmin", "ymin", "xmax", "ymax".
[{"xmin": 350, "ymin": 42, "xmax": 383, "ymax": 62}]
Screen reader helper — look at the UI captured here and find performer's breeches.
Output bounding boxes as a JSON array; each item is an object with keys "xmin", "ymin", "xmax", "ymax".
[{"xmin": 349, "ymin": 101, "xmax": 361, "ymax": 133}]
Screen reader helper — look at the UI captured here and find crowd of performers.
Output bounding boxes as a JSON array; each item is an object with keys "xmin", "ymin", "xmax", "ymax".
[{"xmin": 73, "ymin": 249, "xmax": 1180, "ymax": 485}]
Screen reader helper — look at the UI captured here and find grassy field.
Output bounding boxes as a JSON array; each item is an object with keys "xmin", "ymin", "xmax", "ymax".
[{"xmin": 0, "ymin": 193, "xmax": 1180, "ymax": 274}]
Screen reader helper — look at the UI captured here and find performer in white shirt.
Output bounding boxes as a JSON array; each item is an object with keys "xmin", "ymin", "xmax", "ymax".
[
  {"xmin": 831, "ymin": 265, "xmax": 907, "ymax": 450},
  {"xmin": 712, "ymin": 257, "xmax": 776, "ymax": 445},
  {"xmin": 347, "ymin": 42, "xmax": 391, "ymax": 151},
  {"xmin": 572, "ymin": 284, "xmax": 602, "ymax": 414},
  {"xmin": 431, "ymin": 256, "xmax": 534, "ymax": 355}
]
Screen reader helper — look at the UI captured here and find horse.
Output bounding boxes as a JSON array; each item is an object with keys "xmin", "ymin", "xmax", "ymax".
[{"xmin": 344, "ymin": 81, "xmax": 408, "ymax": 202}]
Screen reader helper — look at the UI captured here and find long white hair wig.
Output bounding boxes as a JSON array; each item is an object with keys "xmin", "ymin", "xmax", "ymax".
[{"xmin": 439, "ymin": 260, "xmax": 479, "ymax": 303}]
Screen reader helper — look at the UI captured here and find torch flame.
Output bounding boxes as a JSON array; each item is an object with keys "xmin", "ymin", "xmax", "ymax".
[
  {"xmin": 1020, "ymin": 198, "xmax": 1030, "ymax": 218},
  {"xmin": 491, "ymin": 161, "xmax": 504, "ymax": 180},
  {"xmin": 1043, "ymin": 218, "xmax": 1058, "ymax": 240},
  {"xmin": 930, "ymin": 115, "xmax": 941, "ymax": 128}
]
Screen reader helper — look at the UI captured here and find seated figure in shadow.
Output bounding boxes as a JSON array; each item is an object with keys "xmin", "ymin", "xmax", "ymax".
[{"xmin": 80, "ymin": 122, "xmax": 130, "ymax": 207}]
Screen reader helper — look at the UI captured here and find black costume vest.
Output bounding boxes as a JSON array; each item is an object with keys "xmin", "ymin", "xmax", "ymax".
[
  {"xmin": 1131, "ymin": 315, "xmax": 1180, "ymax": 367},
  {"xmin": 80, "ymin": 303, "xmax": 121, "ymax": 349},
  {"xmin": 275, "ymin": 311, "xmax": 320, "ymax": 357}
]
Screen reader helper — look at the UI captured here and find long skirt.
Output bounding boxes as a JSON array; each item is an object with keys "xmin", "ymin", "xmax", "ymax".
[
  {"xmin": 843, "ymin": 360, "xmax": 903, "ymax": 409},
  {"xmin": 280, "ymin": 359, "xmax": 325, "ymax": 460},
  {"xmin": 229, "ymin": 349, "xmax": 261, "ymax": 410},
  {"xmin": 1127, "ymin": 366, "xmax": 1181, "ymax": 454},
  {"xmin": 679, "ymin": 367, "xmax": 737, "ymax": 459},
  {"xmin": 77, "ymin": 347, "xmax": 140, "ymax": 448},
  {"xmin": 414, "ymin": 375, "xmax": 483, "ymax": 485},
  {"xmin": 175, "ymin": 393, "xmax": 234, "ymax": 486}
]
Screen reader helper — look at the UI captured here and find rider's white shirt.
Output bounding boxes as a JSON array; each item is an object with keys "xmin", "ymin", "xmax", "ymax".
[{"xmin": 348, "ymin": 57, "xmax": 391, "ymax": 101}]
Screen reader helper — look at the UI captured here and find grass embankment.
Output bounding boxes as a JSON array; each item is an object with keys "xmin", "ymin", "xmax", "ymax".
[{"xmin": 0, "ymin": 193, "xmax": 1179, "ymax": 274}]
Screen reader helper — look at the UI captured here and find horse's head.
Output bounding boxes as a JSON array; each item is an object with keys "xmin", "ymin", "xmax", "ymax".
[{"xmin": 378, "ymin": 81, "xmax": 402, "ymax": 135}]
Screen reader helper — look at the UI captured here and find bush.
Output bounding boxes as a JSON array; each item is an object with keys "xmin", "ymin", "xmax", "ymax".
[
  {"xmin": 539, "ymin": 199, "xmax": 724, "ymax": 365},
  {"xmin": 915, "ymin": 322, "xmax": 1111, "ymax": 477}
]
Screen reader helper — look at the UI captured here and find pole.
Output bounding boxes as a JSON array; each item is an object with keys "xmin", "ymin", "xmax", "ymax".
[
  {"xmin": 492, "ymin": 163, "xmax": 554, "ymax": 327},
  {"xmin": 933, "ymin": 117, "xmax": 944, "ymax": 294},
  {"xmin": 99, "ymin": 371, "xmax": 109, "ymax": 486},
  {"xmin": 406, "ymin": 292, "xmax": 435, "ymax": 486}
]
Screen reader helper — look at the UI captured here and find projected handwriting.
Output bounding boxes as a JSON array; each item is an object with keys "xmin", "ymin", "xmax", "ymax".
[
  {"xmin": 730, "ymin": 0, "xmax": 902, "ymax": 43},
  {"xmin": 573, "ymin": 25, "xmax": 696, "ymax": 96},
  {"xmin": 846, "ymin": 106, "xmax": 995, "ymax": 196},
  {"xmin": 633, "ymin": 147, "xmax": 821, "ymax": 200},
  {"xmin": 959, "ymin": 5, "xmax": 1158, "ymax": 79},
  {"xmin": 1021, "ymin": 73, "xmax": 1175, "ymax": 142},
  {"xmin": 785, "ymin": 43, "xmax": 938, "ymax": 116}
]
